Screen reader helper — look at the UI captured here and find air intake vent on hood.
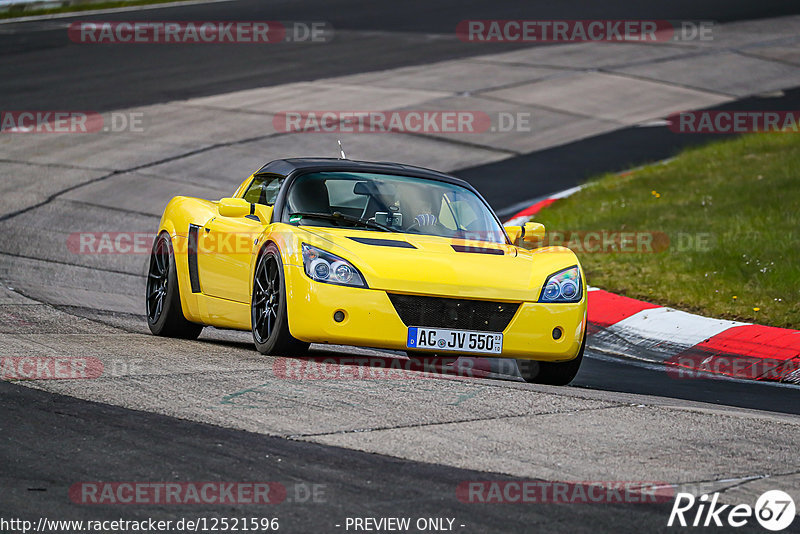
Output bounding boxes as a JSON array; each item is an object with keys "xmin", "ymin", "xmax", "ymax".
[
  {"xmin": 451, "ymin": 244, "xmax": 504, "ymax": 255},
  {"xmin": 348, "ymin": 237, "xmax": 416, "ymax": 249}
]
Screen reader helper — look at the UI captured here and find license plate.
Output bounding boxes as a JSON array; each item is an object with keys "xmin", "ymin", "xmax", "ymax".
[{"xmin": 406, "ymin": 327, "xmax": 503, "ymax": 354}]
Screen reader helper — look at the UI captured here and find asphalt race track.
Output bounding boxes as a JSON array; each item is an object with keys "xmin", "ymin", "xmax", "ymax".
[
  {"xmin": 0, "ymin": 381, "xmax": 681, "ymax": 532},
  {"xmin": 1, "ymin": 0, "xmax": 798, "ymax": 111},
  {"xmin": 2, "ymin": 1, "xmax": 800, "ymax": 532}
]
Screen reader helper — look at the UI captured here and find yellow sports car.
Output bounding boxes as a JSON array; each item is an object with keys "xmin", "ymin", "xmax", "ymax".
[{"xmin": 147, "ymin": 158, "xmax": 587, "ymax": 385}]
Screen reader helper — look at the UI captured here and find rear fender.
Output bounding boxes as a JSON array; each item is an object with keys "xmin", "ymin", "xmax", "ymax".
[
  {"xmin": 159, "ymin": 196, "xmax": 217, "ymax": 237},
  {"xmin": 157, "ymin": 196, "xmax": 218, "ymax": 324}
]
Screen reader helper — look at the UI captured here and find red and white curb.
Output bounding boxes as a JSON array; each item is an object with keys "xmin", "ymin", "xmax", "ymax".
[
  {"xmin": 505, "ymin": 188, "xmax": 800, "ymax": 384},
  {"xmin": 587, "ymin": 289, "xmax": 800, "ymax": 383},
  {"xmin": 504, "ymin": 185, "xmax": 583, "ymax": 226}
]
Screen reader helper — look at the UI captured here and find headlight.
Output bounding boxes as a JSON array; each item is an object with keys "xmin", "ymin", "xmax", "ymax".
[
  {"xmin": 302, "ymin": 243, "xmax": 367, "ymax": 288},
  {"xmin": 539, "ymin": 266, "xmax": 582, "ymax": 303}
]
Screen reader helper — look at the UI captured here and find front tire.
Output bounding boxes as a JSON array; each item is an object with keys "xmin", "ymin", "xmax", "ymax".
[
  {"xmin": 516, "ymin": 331, "xmax": 586, "ymax": 386},
  {"xmin": 251, "ymin": 243, "xmax": 309, "ymax": 355},
  {"xmin": 146, "ymin": 232, "xmax": 203, "ymax": 339}
]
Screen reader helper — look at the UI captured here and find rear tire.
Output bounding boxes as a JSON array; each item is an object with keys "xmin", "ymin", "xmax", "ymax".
[
  {"xmin": 251, "ymin": 243, "xmax": 310, "ymax": 355},
  {"xmin": 146, "ymin": 232, "xmax": 203, "ymax": 339},
  {"xmin": 517, "ymin": 331, "xmax": 586, "ymax": 386}
]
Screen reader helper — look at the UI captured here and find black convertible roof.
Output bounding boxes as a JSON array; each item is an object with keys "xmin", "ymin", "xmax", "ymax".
[{"xmin": 255, "ymin": 158, "xmax": 473, "ymax": 189}]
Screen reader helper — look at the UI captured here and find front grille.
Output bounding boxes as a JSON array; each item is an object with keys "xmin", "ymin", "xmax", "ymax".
[{"xmin": 388, "ymin": 294, "xmax": 519, "ymax": 332}]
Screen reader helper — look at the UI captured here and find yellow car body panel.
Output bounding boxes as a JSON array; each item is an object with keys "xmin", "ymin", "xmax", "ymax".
[
  {"xmin": 156, "ymin": 168, "xmax": 587, "ymax": 363},
  {"xmin": 283, "ymin": 264, "xmax": 585, "ymax": 361}
]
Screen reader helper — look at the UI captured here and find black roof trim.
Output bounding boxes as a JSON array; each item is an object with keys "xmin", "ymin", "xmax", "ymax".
[{"xmin": 256, "ymin": 158, "xmax": 470, "ymax": 188}]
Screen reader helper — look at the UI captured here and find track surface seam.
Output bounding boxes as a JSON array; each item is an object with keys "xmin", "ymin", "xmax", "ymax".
[
  {"xmin": 0, "ymin": 251, "xmax": 141, "ymax": 277},
  {"xmin": 285, "ymin": 404, "xmax": 624, "ymax": 439}
]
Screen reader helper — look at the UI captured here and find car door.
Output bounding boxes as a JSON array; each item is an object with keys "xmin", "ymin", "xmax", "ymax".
[{"xmin": 196, "ymin": 210, "xmax": 263, "ymax": 303}]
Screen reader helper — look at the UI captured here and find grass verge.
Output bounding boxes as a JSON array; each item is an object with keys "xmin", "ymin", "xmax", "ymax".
[
  {"xmin": 0, "ymin": 0, "xmax": 195, "ymax": 20},
  {"xmin": 533, "ymin": 131, "xmax": 800, "ymax": 329}
]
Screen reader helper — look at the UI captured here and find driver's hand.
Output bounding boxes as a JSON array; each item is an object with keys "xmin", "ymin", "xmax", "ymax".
[{"xmin": 415, "ymin": 213, "xmax": 437, "ymax": 227}]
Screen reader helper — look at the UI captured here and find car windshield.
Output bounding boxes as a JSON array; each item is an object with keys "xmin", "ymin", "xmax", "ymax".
[{"xmin": 283, "ymin": 171, "xmax": 507, "ymax": 244}]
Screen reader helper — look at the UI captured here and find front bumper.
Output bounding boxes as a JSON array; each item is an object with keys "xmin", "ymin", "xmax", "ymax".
[{"xmin": 285, "ymin": 265, "xmax": 586, "ymax": 362}]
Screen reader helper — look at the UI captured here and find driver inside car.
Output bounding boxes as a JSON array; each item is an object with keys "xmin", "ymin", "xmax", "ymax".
[
  {"xmin": 414, "ymin": 212, "xmax": 438, "ymax": 227},
  {"xmin": 407, "ymin": 192, "xmax": 440, "ymax": 230}
]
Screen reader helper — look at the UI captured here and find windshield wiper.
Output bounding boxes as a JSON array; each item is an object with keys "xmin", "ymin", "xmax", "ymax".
[{"xmin": 289, "ymin": 211, "xmax": 392, "ymax": 232}]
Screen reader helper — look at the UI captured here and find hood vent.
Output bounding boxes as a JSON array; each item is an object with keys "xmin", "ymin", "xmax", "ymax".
[
  {"xmin": 451, "ymin": 244, "xmax": 504, "ymax": 255},
  {"xmin": 348, "ymin": 236, "xmax": 416, "ymax": 249}
]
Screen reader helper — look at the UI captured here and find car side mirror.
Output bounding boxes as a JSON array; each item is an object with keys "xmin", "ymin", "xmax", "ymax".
[
  {"xmin": 218, "ymin": 197, "xmax": 251, "ymax": 218},
  {"xmin": 522, "ymin": 222, "xmax": 545, "ymax": 243},
  {"xmin": 505, "ymin": 225, "xmax": 523, "ymax": 244},
  {"xmin": 253, "ymin": 204, "xmax": 273, "ymax": 223},
  {"xmin": 505, "ymin": 222, "xmax": 546, "ymax": 247}
]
